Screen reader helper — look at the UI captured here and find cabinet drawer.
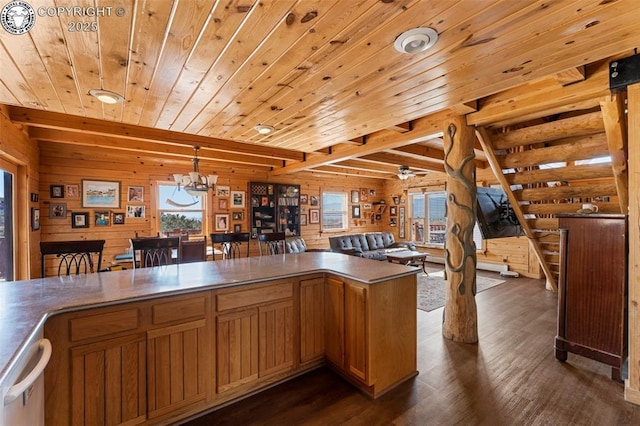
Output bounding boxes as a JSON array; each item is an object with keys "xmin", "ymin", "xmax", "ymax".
[
  {"xmin": 152, "ymin": 295, "xmax": 207, "ymax": 325},
  {"xmin": 217, "ymin": 281, "xmax": 293, "ymax": 311},
  {"xmin": 70, "ymin": 308, "xmax": 139, "ymax": 342}
]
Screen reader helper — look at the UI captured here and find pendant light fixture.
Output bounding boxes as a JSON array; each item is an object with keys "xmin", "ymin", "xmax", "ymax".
[{"xmin": 172, "ymin": 146, "xmax": 218, "ymax": 196}]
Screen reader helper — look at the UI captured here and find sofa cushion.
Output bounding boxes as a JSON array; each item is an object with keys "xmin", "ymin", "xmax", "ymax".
[{"xmin": 285, "ymin": 237, "xmax": 307, "ymax": 254}]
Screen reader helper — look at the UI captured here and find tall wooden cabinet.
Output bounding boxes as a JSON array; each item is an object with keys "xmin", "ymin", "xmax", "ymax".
[
  {"xmin": 555, "ymin": 214, "xmax": 628, "ymax": 380},
  {"xmin": 249, "ymin": 182, "xmax": 300, "ymax": 238}
]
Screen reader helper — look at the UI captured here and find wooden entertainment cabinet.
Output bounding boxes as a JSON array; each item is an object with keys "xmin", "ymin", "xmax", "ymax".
[{"xmin": 555, "ymin": 214, "xmax": 628, "ymax": 380}]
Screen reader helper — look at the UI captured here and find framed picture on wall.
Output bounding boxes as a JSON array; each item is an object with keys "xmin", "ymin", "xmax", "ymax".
[
  {"xmin": 71, "ymin": 212, "xmax": 89, "ymax": 228},
  {"xmin": 398, "ymin": 207, "xmax": 406, "ymax": 238},
  {"xmin": 218, "ymin": 198, "xmax": 228, "ymax": 210},
  {"xmin": 126, "ymin": 205, "xmax": 145, "ymax": 218},
  {"xmin": 49, "ymin": 203, "xmax": 67, "ymax": 219},
  {"xmin": 234, "ymin": 224, "xmax": 242, "ymax": 233},
  {"xmin": 50, "ymin": 185, "xmax": 64, "ymax": 198},
  {"xmin": 94, "ymin": 211, "xmax": 110, "ymax": 226},
  {"xmin": 217, "ymin": 186, "xmax": 230, "ymax": 197},
  {"xmin": 113, "ymin": 212, "xmax": 125, "ymax": 225},
  {"xmin": 31, "ymin": 208, "xmax": 40, "ymax": 231},
  {"xmin": 352, "ymin": 205, "xmax": 361, "ymax": 219},
  {"xmin": 231, "ymin": 191, "xmax": 245, "ymax": 208},
  {"xmin": 309, "ymin": 209, "xmax": 320, "ymax": 224},
  {"xmin": 65, "ymin": 184, "xmax": 79, "ymax": 198},
  {"xmin": 127, "ymin": 186, "xmax": 144, "ymax": 202},
  {"xmin": 300, "ymin": 194, "xmax": 309, "ymax": 204},
  {"xmin": 351, "ymin": 190, "xmax": 359, "ymax": 203},
  {"xmin": 310, "ymin": 196, "xmax": 319, "ymax": 206},
  {"xmin": 81, "ymin": 179, "xmax": 121, "ymax": 208},
  {"xmin": 215, "ymin": 214, "xmax": 229, "ymax": 231},
  {"xmin": 232, "ymin": 211, "xmax": 244, "ymax": 220}
]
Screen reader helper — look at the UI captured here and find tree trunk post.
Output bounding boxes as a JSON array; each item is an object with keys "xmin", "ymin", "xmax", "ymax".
[{"xmin": 442, "ymin": 116, "xmax": 478, "ymax": 343}]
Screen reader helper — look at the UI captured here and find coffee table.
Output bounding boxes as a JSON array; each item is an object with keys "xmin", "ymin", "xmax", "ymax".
[{"xmin": 385, "ymin": 250, "xmax": 428, "ymax": 274}]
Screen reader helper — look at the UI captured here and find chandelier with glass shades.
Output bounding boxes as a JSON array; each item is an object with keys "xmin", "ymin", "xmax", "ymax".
[{"xmin": 173, "ymin": 146, "xmax": 218, "ymax": 196}]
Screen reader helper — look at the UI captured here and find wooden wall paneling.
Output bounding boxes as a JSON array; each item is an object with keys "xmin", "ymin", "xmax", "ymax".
[
  {"xmin": 0, "ymin": 105, "xmax": 39, "ymax": 280},
  {"xmin": 625, "ymin": 83, "xmax": 640, "ymax": 404}
]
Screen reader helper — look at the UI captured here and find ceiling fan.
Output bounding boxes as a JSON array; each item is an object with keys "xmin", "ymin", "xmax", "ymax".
[{"xmin": 396, "ymin": 165, "xmax": 428, "ymax": 180}]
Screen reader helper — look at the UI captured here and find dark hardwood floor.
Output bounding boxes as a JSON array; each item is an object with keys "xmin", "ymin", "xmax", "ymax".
[{"xmin": 182, "ymin": 267, "xmax": 640, "ymax": 425}]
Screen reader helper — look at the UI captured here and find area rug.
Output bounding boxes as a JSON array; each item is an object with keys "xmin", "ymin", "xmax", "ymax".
[{"xmin": 417, "ymin": 271, "xmax": 505, "ymax": 312}]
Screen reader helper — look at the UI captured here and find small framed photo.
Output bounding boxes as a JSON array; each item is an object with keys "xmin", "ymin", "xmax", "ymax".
[
  {"xmin": 215, "ymin": 214, "xmax": 229, "ymax": 231},
  {"xmin": 300, "ymin": 213, "xmax": 307, "ymax": 226},
  {"xmin": 49, "ymin": 203, "xmax": 67, "ymax": 219},
  {"xmin": 113, "ymin": 212, "xmax": 125, "ymax": 225},
  {"xmin": 375, "ymin": 214, "xmax": 382, "ymax": 221},
  {"xmin": 363, "ymin": 203, "xmax": 372, "ymax": 210},
  {"xmin": 71, "ymin": 212, "xmax": 89, "ymax": 228},
  {"xmin": 390, "ymin": 206, "xmax": 397, "ymax": 216},
  {"xmin": 218, "ymin": 198, "xmax": 228, "ymax": 210},
  {"xmin": 234, "ymin": 224, "xmax": 242, "ymax": 233},
  {"xmin": 127, "ymin": 186, "xmax": 144, "ymax": 202},
  {"xmin": 300, "ymin": 194, "xmax": 309, "ymax": 205},
  {"xmin": 31, "ymin": 208, "xmax": 40, "ymax": 231},
  {"xmin": 65, "ymin": 184, "xmax": 79, "ymax": 198},
  {"xmin": 217, "ymin": 185, "xmax": 230, "ymax": 197},
  {"xmin": 351, "ymin": 190, "xmax": 359, "ymax": 203},
  {"xmin": 352, "ymin": 205, "xmax": 361, "ymax": 219},
  {"xmin": 126, "ymin": 205, "xmax": 145, "ymax": 218},
  {"xmin": 30, "ymin": 192, "xmax": 39, "ymax": 203},
  {"xmin": 50, "ymin": 185, "xmax": 64, "ymax": 198},
  {"xmin": 310, "ymin": 196, "xmax": 319, "ymax": 206},
  {"xmin": 231, "ymin": 191, "xmax": 245, "ymax": 208},
  {"xmin": 309, "ymin": 209, "xmax": 320, "ymax": 224},
  {"xmin": 94, "ymin": 211, "xmax": 110, "ymax": 226},
  {"xmin": 232, "ymin": 211, "xmax": 244, "ymax": 221}
]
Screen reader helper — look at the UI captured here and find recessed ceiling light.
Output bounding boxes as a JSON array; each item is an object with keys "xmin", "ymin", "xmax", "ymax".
[
  {"xmin": 89, "ymin": 89, "xmax": 124, "ymax": 104},
  {"xmin": 394, "ymin": 27, "xmax": 438, "ymax": 54},
  {"xmin": 254, "ymin": 124, "xmax": 275, "ymax": 135}
]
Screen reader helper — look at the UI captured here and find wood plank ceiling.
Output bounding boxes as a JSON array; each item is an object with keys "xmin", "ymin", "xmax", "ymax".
[{"xmin": 1, "ymin": 0, "xmax": 639, "ymax": 181}]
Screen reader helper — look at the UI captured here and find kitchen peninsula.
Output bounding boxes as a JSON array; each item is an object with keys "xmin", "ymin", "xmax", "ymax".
[{"xmin": 0, "ymin": 252, "xmax": 418, "ymax": 425}]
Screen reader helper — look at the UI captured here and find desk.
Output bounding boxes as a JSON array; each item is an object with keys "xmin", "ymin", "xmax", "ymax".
[{"xmin": 386, "ymin": 250, "xmax": 428, "ymax": 274}]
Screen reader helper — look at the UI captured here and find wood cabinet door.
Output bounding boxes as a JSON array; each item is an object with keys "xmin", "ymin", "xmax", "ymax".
[
  {"xmin": 147, "ymin": 319, "xmax": 211, "ymax": 420},
  {"xmin": 70, "ymin": 334, "xmax": 147, "ymax": 426},
  {"xmin": 259, "ymin": 299, "xmax": 294, "ymax": 376},
  {"xmin": 345, "ymin": 282, "xmax": 368, "ymax": 383},
  {"xmin": 325, "ymin": 276, "xmax": 345, "ymax": 368},
  {"xmin": 216, "ymin": 308, "xmax": 259, "ymax": 394},
  {"xmin": 300, "ymin": 277, "xmax": 325, "ymax": 364}
]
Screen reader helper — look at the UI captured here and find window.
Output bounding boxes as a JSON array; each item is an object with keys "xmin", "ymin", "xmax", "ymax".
[
  {"xmin": 322, "ymin": 191, "xmax": 348, "ymax": 231},
  {"xmin": 0, "ymin": 168, "xmax": 13, "ymax": 281},
  {"xmin": 409, "ymin": 190, "xmax": 482, "ymax": 250},
  {"xmin": 158, "ymin": 183, "xmax": 207, "ymax": 237}
]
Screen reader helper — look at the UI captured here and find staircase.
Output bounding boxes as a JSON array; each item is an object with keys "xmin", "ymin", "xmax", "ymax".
[{"xmin": 476, "ymin": 97, "xmax": 628, "ymax": 291}]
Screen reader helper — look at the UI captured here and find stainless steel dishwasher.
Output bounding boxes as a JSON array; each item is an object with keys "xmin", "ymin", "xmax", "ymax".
[{"xmin": 1, "ymin": 331, "xmax": 51, "ymax": 426}]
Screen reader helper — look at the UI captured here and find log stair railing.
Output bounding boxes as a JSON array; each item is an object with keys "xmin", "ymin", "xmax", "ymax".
[{"xmin": 476, "ymin": 99, "xmax": 628, "ymax": 291}]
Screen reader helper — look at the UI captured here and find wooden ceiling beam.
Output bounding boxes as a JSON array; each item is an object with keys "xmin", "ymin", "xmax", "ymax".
[
  {"xmin": 330, "ymin": 159, "xmax": 399, "ymax": 174},
  {"xmin": 271, "ymin": 109, "xmax": 455, "ymax": 175},
  {"xmin": 308, "ymin": 165, "xmax": 390, "ymax": 179},
  {"xmin": 29, "ymin": 128, "xmax": 283, "ymax": 168},
  {"xmin": 360, "ymin": 152, "xmax": 445, "ymax": 173},
  {"xmin": 492, "ymin": 111, "xmax": 604, "ymax": 150},
  {"xmin": 467, "ymin": 59, "xmax": 611, "ymax": 127},
  {"xmin": 9, "ymin": 106, "xmax": 304, "ymax": 162},
  {"xmin": 553, "ymin": 66, "xmax": 586, "ymax": 86}
]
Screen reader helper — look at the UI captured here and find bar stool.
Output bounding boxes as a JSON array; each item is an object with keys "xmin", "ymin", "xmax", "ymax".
[
  {"xmin": 258, "ymin": 232, "xmax": 286, "ymax": 256},
  {"xmin": 130, "ymin": 237, "xmax": 180, "ymax": 268},
  {"xmin": 40, "ymin": 240, "xmax": 106, "ymax": 277},
  {"xmin": 210, "ymin": 233, "xmax": 250, "ymax": 259}
]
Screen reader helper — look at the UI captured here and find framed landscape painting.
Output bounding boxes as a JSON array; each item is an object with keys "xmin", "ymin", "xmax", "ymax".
[{"xmin": 82, "ymin": 179, "xmax": 121, "ymax": 208}]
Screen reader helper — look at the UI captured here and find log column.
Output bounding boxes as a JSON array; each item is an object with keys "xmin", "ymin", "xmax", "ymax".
[{"xmin": 442, "ymin": 116, "xmax": 478, "ymax": 343}]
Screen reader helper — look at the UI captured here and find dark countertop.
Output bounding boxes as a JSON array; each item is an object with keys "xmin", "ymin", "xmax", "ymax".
[{"xmin": 0, "ymin": 252, "xmax": 418, "ymax": 388}]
